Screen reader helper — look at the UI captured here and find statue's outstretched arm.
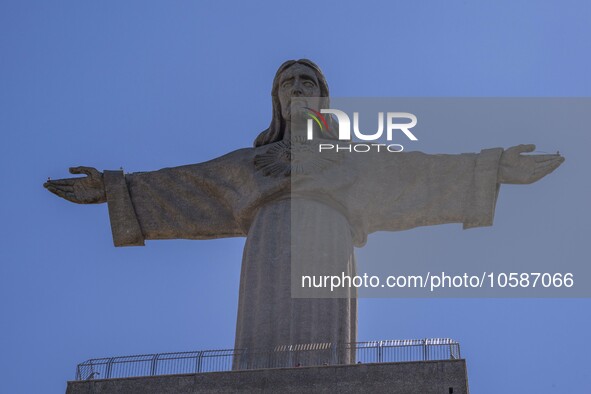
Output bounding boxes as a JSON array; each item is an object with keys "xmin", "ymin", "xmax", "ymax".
[
  {"xmin": 43, "ymin": 148, "xmax": 256, "ymax": 246},
  {"xmin": 498, "ymin": 144, "xmax": 565, "ymax": 184},
  {"xmin": 356, "ymin": 144, "xmax": 564, "ymax": 238},
  {"xmin": 44, "ymin": 166, "xmax": 106, "ymax": 204}
]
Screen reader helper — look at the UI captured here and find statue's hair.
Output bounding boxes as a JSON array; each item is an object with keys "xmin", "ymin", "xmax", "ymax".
[{"xmin": 253, "ymin": 59, "xmax": 337, "ymax": 147}]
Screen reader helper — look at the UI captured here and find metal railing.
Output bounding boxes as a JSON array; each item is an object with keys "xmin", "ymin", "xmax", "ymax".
[{"xmin": 75, "ymin": 338, "xmax": 461, "ymax": 381}]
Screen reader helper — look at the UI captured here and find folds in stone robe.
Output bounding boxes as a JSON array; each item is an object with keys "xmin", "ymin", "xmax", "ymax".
[{"xmin": 102, "ymin": 141, "xmax": 503, "ymax": 367}]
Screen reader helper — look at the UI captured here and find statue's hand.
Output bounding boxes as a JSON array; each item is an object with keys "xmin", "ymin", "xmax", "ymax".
[
  {"xmin": 498, "ymin": 144, "xmax": 565, "ymax": 184},
  {"xmin": 44, "ymin": 166, "xmax": 106, "ymax": 204}
]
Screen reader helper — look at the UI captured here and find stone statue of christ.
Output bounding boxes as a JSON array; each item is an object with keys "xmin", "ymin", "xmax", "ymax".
[{"xmin": 44, "ymin": 59, "xmax": 564, "ymax": 366}]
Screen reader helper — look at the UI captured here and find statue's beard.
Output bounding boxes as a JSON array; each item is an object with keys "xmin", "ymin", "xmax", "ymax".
[
  {"xmin": 290, "ymin": 108, "xmax": 308, "ymax": 124},
  {"xmin": 285, "ymin": 97, "xmax": 321, "ymax": 125}
]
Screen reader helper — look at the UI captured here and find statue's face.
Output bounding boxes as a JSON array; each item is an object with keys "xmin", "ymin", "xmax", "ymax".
[{"xmin": 277, "ymin": 64, "xmax": 321, "ymax": 122}]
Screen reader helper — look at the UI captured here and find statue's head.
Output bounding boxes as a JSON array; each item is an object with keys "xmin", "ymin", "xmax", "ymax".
[{"xmin": 254, "ymin": 59, "xmax": 333, "ymax": 147}]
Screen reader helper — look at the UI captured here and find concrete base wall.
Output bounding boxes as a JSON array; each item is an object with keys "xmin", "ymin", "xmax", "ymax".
[{"xmin": 66, "ymin": 359, "xmax": 469, "ymax": 394}]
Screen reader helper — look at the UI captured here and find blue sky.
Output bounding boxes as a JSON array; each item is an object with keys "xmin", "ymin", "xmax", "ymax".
[{"xmin": 1, "ymin": 1, "xmax": 590, "ymax": 393}]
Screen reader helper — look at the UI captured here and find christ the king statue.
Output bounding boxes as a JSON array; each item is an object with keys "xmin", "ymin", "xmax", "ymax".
[{"xmin": 44, "ymin": 59, "xmax": 564, "ymax": 367}]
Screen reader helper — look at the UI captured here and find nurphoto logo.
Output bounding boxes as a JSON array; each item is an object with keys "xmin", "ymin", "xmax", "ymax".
[{"xmin": 305, "ymin": 108, "xmax": 419, "ymax": 152}]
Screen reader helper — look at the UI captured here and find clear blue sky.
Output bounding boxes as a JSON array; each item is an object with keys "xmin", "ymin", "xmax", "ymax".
[{"xmin": 1, "ymin": 1, "xmax": 590, "ymax": 393}]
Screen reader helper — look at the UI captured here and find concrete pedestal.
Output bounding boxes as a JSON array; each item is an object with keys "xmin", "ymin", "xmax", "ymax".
[{"xmin": 66, "ymin": 359, "xmax": 469, "ymax": 394}]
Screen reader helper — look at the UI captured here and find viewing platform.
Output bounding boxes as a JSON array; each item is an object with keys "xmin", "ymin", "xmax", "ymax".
[{"xmin": 66, "ymin": 339, "xmax": 469, "ymax": 394}]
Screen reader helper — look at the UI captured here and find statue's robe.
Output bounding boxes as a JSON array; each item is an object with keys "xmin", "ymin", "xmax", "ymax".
[{"xmin": 102, "ymin": 140, "xmax": 502, "ymax": 368}]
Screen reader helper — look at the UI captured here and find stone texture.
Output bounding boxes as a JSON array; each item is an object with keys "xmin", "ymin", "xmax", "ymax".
[{"xmin": 66, "ymin": 359, "xmax": 469, "ymax": 394}]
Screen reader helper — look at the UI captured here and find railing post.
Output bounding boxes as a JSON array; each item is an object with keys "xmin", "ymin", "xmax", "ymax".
[
  {"xmin": 451, "ymin": 342, "xmax": 461, "ymax": 359},
  {"xmin": 330, "ymin": 343, "xmax": 336, "ymax": 365},
  {"xmin": 195, "ymin": 351, "xmax": 203, "ymax": 373},
  {"xmin": 377, "ymin": 341, "xmax": 383, "ymax": 363},
  {"xmin": 150, "ymin": 354, "xmax": 159, "ymax": 376},
  {"xmin": 423, "ymin": 339, "xmax": 428, "ymax": 361},
  {"xmin": 105, "ymin": 358, "xmax": 114, "ymax": 379}
]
